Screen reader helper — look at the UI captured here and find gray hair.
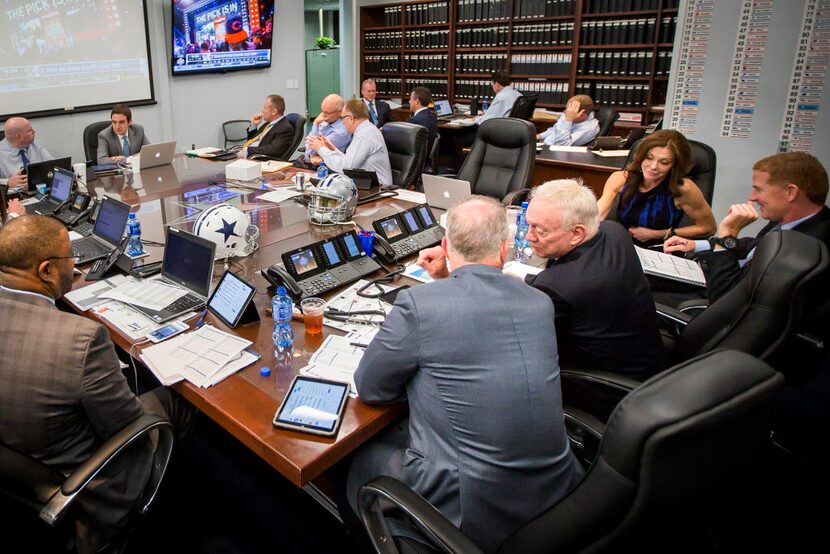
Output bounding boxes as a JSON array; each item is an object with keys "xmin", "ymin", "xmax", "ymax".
[
  {"xmin": 445, "ymin": 195, "xmax": 507, "ymax": 262},
  {"xmin": 530, "ymin": 179, "xmax": 600, "ymax": 235}
]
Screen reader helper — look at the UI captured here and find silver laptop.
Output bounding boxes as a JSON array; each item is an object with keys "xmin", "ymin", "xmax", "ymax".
[
  {"xmin": 434, "ymin": 99, "xmax": 454, "ymax": 120},
  {"xmin": 422, "ymin": 174, "xmax": 472, "ymax": 210},
  {"xmin": 129, "ymin": 227, "xmax": 216, "ymax": 323},
  {"xmin": 138, "ymin": 141, "xmax": 176, "ymax": 170}
]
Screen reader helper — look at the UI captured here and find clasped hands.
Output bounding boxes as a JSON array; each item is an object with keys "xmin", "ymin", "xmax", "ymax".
[{"xmin": 306, "ymin": 135, "xmax": 336, "ymax": 152}]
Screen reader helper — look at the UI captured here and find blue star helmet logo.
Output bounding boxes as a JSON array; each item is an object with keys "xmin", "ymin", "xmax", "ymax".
[{"xmin": 216, "ymin": 218, "xmax": 241, "ymax": 243}]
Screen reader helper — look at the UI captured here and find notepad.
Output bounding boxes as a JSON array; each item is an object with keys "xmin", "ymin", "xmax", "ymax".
[{"xmin": 635, "ymin": 247, "xmax": 706, "ymax": 287}]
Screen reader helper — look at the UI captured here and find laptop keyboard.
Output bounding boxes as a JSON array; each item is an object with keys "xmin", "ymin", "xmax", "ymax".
[
  {"xmin": 73, "ymin": 221, "xmax": 94, "ymax": 236},
  {"xmin": 165, "ymin": 294, "xmax": 203, "ymax": 313},
  {"xmin": 72, "ymin": 238, "xmax": 109, "ymax": 260},
  {"xmin": 26, "ymin": 200, "xmax": 57, "ymax": 215}
]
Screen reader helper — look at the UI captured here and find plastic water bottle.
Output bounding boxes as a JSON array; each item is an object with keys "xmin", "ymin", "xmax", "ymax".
[
  {"xmin": 482, "ymin": 97, "xmax": 490, "ymax": 113},
  {"xmin": 271, "ymin": 286, "xmax": 293, "ymax": 352},
  {"xmin": 127, "ymin": 213, "xmax": 143, "ymax": 256},
  {"xmin": 317, "ymin": 162, "xmax": 328, "ymax": 179},
  {"xmin": 514, "ymin": 201, "xmax": 530, "ymax": 264}
]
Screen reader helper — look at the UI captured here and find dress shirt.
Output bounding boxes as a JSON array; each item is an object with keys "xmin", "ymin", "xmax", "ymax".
[
  {"xmin": 478, "ymin": 86, "xmax": 522, "ymax": 124},
  {"xmin": 318, "ymin": 120, "xmax": 394, "ymax": 188},
  {"xmin": 693, "ymin": 211, "xmax": 819, "ymax": 261},
  {"xmin": 540, "ymin": 113, "xmax": 601, "ymax": 146},
  {"xmin": 0, "ymin": 138, "xmax": 53, "ymax": 186},
  {"xmin": 247, "ymin": 115, "xmax": 283, "ymax": 148},
  {"xmin": 306, "ymin": 118, "xmax": 351, "ymax": 160}
]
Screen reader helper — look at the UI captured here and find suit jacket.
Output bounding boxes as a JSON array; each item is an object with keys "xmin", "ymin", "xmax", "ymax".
[
  {"xmin": 409, "ymin": 108, "xmax": 438, "ymax": 159},
  {"xmin": 96, "ymin": 124, "xmax": 150, "ymax": 163},
  {"xmin": 246, "ymin": 116, "xmax": 294, "ymax": 159},
  {"xmin": 353, "ymin": 264, "xmax": 584, "ymax": 553},
  {"xmin": 0, "ymin": 288, "xmax": 153, "ymax": 550},
  {"xmin": 697, "ymin": 205, "xmax": 830, "ymax": 303},
  {"xmin": 526, "ymin": 221, "xmax": 665, "ymax": 377},
  {"xmin": 366, "ymin": 99, "xmax": 391, "ymax": 127}
]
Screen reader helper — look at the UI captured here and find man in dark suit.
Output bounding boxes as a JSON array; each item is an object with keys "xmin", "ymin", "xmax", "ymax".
[
  {"xmin": 407, "ymin": 86, "xmax": 438, "ymax": 162},
  {"xmin": 96, "ymin": 103, "xmax": 150, "ymax": 163},
  {"xmin": 346, "ymin": 196, "xmax": 583, "ymax": 553},
  {"xmin": 241, "ymin": 94, "xmax": 294, "ymax": 159},
  {"xmin": 521, "ymin": 179, "xmax": 665, "ymax": 378},
  {"xmin": 0, "ymin": 215, "xmax": 191, "ymax": 553},
  {"xmin": 665, "ymin": 152, "xmax": 829, "ymax": 303},
  {"xmin": 361, "ymin": 78, "xmax": 391, "ymax": 127}
]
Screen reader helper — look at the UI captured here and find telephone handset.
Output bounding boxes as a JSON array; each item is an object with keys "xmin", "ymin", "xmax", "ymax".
[
  {"xmin": 85, "ymin": 236, "xmax": 129, "ymax": 282},
  {"xmin": 372, "ymin": 234, "xmax": 399, "ymax": 264},
  {"xmin": 261, "ymin": 264, "xmax": 304, "ymax": 301}
]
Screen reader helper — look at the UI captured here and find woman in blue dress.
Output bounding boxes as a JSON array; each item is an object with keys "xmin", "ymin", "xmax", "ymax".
[{"xmin": 597, "ymin": 129, "xmax": 716, "ymax": 247}]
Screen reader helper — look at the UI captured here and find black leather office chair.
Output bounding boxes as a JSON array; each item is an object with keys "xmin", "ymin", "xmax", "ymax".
[
  {"xmin": 561, "ymin": 231, "xmax": 829, "ymax": 439},
  {"xmin": 425, "ymin": 132, "xmax": 441, "ymax": 175},
  {"xmin": 0, "ymin": 129, "xmax": 5, "ymax": 142},
  {"xmin": 382, "ymin": 121, "xmax": 428, "ymax": 190},
  {"xmin": 82, "ymin": 121, "xmax": 111, "ymax": 163},
  {"xmin": 222, "ymin": 119, "xmax": 250, "ymax": 149},
  {"xmin": 284, "ymin": 113, "xmax": 307, "ymax": 160},
  {"xmin": 457, "ymin": 118, "xmax": 535, "ymax": 200},
  {"xmin": 0, "ymin": 414, "xmax": 174, "ymax": 550},
  {"xmin": 594, "ymin": 106, "xmax": 620, "ymax": 137},
  {"xmin": 507, "ymin": 94, "xmax": 538, "ymax": 121},
  {"xmin": 358, "ymin": 350, "xmax": 784, "ymax": 554}
]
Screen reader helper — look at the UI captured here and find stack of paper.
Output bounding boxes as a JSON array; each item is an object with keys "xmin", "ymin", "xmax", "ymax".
[
  {"xmin": 258, "ymin": 188, "xmax": 302, "ymax": 203},
  {"xmin": 140, "ymin": 325, "xmax": 256, "ymax": 387},
  {"xmin": 502, "ymin": 261, "xmax": 543, "ymax": 279},
  {"xmin": 261, "ymin": 160, "xmax": 294, "ymax": 173},
  {"xmin": 299, "ymin": 334, "xmax": 366, "ymax": 395},
  {"xmin": 635, "ymin": 246, "xmax": 706, "ymax": 287}
]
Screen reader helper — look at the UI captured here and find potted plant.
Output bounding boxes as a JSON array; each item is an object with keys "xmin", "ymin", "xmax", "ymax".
[{"xmin": 315, "ymin": 36, "xmax": 336, "ymax": 49}]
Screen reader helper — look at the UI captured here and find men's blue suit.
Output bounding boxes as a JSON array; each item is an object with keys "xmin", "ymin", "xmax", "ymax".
[
  {"xmin": 409, "ymin": 108, "xmax": 438, "ymax": 162},
  {"xmin": 349, "ymin": 264, "xmax": 584, "ymax": 553}
]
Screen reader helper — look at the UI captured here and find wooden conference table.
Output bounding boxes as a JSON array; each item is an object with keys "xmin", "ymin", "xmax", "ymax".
[{"xmin": 70, "ymin": 155, "xmax": 408, "ymax": 487}]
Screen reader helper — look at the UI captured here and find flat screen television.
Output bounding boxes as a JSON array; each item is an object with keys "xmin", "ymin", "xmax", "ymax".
[{"xmin": 171, "ymin": 0, "xmax": 274, "ymax": 75}]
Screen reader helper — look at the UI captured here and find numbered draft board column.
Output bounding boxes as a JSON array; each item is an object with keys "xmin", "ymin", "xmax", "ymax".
[{"xmin": 360, "ymin": 0, "xmax": 681, "ymax": 125}]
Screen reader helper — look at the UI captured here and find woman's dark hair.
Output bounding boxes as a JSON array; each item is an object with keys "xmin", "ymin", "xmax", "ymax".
[{"xmin": 621, "ymin": 129, "xmax": 691, "ymax": 205}]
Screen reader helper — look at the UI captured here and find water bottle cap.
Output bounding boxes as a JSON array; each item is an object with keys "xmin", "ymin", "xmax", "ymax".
[
  {"xmin": 276, "ymin": 286, "xmax": 286, "ymax": 295},
  {"xmin": 259, "ymin": 366, "xmax": 271, "ymax": 376},
  {"xmin": 521, "ymin": 201, "xmax": 529, "ymax": 209},
  {"xmin": 128, "ymin": 212, "xmax": 136, "ymax": 219}
]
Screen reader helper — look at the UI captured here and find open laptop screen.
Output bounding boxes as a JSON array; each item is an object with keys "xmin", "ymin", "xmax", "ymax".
[
  {"xmin": 434, "ymin": 99, "xmax": 452, "ymax": 117},
  {"xmin": 93, "ymin": 197, "xmax": 131, "ymax": 246},
  {"xmin": 162, "ymin": 228, "xmax": 215, "ymax": 298},
  {"xmin": 49, "ymin": 168, "xmax": 73, "ymax": 203}
]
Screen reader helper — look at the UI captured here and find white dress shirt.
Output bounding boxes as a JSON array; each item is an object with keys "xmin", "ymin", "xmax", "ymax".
[
  {"xmin": 0, "ymin": 139, "xmax": 54, "ymax": 186},
  {"xmin": 478, "ymin": 86, "xmax": 522, "ymax": 124},
  {"xmin": 541, "ymin": 113, "xmax": 601, "ymax": 146},
  {"xmin": 318, "ymin": 120, "xmax": 394, "ymax": 188}
]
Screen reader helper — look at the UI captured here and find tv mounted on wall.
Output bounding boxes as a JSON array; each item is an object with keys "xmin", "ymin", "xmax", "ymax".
[{"xmin": 171, "ymin": 0, "xmax": 274, "ymax": 75}]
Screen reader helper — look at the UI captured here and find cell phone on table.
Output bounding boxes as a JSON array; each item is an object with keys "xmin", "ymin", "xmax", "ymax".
[
  {"xmin": 272, "ymin": 375, "xmax": 349, "ymax": 437},
  {"xmin": 147, "ymin": 321, "xmax": 189, "ymax": 343}
]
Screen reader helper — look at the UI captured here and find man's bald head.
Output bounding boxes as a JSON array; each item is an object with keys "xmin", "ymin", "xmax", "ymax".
[
  {"xmin": 0, "ymin": 215, "xmax": 69, "ymax": 271},
  {"xmin": 445, "ymin": 195, "xmax": 508, "ymax": 264},
  {"xmin": 320, "ymin": 94, "xmax": 346, "ymax": 124},
  {"xmin": 3, "ymin": 117, "xmax": 35, "ymax": 148}
]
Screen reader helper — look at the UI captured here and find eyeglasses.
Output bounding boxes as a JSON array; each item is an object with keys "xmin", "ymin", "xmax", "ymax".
[
  {"xmin": 44, "ymin": 255, "xmax": 76, "ymax": 262},
  {"xmin": 341, "ymin": 114, "xmax": 355, "ymax": 121}
]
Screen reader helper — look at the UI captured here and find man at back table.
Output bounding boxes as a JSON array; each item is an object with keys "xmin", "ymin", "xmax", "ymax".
[
  {"xmin": 537, "ymin": 94, "xmax": 600, "ymax": 147},
  {"xmin": 346, "ymin": 196, "xmax": 584, "ymax": 553},
  {"xmin": 303, "ymin": 94, "xmax": 351, "ymax": 168},
  {"xmin": 408, "ymin": 86, "xmax": 438, "ymax": 160},
  {"xmin": 96, "ymin": 103, "xmax": 151, "ymax": 163},
  {"xmin": 0, "ymin": 215, "xmax": 192, "ymax": 553},
  {"xmin": 307, "ymin": 99, "xmax": 393, "ymax": 188},
  {"xmin": 361, "ymin": 78, "xmax": 391, "ymax": 127},
  {"xmin": 240, "ymin": 94, "xmax": 294, "ymax": 159},
  {"xmin": 0, "ymin": 116, "xmax": 54, "ymax": 189},
  {"xmin": 664, "ymin": 151, "xmax": 830, "ymax": 303}
]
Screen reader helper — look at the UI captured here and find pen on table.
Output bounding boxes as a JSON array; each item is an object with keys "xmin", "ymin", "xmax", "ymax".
[
  {"xmin": 194, "ymin": 308, "xmax": 209, "ymax": 328},
  {"xmin": 350, "ymin": 342, "xmax": 369, "ymax": 348},
  {"xmin": 647, "ymin": 244, "xmax": 666, "ymax": 250}
]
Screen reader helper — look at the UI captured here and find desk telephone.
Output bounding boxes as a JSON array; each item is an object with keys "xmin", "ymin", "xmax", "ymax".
[
  {"xmin": 371, "ymin": 204, "xmax": 444, "ymax": 263},
  {"xmin": 53, "ymin": 192, "xmax": 93, "ymax": 227},
  {"xmin": 71, "ymin": 199, "xmax": 100, "ymax": 236},
  {"xmin": 261, "ymin": 230, "xmax": 382, "ymax": 300}
]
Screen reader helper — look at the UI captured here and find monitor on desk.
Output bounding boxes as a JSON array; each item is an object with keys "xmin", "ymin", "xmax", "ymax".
[{"xmin": 434, "ymin": 99, "xmax": 453, "ymax": 118}]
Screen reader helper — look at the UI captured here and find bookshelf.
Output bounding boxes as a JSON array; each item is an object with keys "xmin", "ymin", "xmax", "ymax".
[{"xmin": 359, "ymin": 0, "xmax": 680, "ymax": 125}]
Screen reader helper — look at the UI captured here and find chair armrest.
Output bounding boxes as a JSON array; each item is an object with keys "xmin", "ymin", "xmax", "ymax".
[
  {"xmin": 358, "ymin": 476, "xmax": 484, "ymax": 554},
  {"xmin": 677, "ymin": 298, "xmax": 709, "ymax": 316},
  {"xmin": 502, "ymin": 188, "xmax": 531, "ymax": 206},
  {"xmin": 248, "ymin": 154, "xmax": 284, "ymax": 162},
  {"xmin": 560, "ymin": 368, "xmax": 641, "ymax": 394},
  {"xmin": 41, "ymin": 415, "xmax": 173, "ymax": 525},
  {"xmin": 655, "ymin": 302, "xmax": 693, "ymax": 328}
]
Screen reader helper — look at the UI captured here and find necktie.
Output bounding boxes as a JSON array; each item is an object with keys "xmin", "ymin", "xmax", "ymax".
[
  {"xmin": 243, "ymin": 123, "xmax": 270, "ymax": 148},
  {"xmin": 368, "ymin": 102, "xmax": 378, "ymax": 126},
  {"xmin": 122, "ymin": 136, "xmax": 131, "ymax": 157},
  {"xmin": 19, "ymin": 149, "xmax": 29, "ymax": 170}
]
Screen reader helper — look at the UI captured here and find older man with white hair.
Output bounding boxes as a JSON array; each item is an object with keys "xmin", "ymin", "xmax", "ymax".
[{"xmin": 305, "ymin": 94, "xmax": 351, "ymax": 166}]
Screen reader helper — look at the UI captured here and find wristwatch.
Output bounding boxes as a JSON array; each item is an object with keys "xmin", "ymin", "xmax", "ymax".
[{"xmin": 708, "ymin": 235, "xmax": 739, "ymax": 250}]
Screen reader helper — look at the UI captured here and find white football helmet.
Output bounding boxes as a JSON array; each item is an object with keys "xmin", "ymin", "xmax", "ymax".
[
  {"xmin": 193, "ymin": 203, "xmax": 259, "ymax": 258},
  {"xmin": 308, "ymin": 173, "xmax": 358, "ymax": 225}
]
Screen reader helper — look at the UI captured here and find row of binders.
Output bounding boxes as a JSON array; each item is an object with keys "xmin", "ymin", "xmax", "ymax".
[
  {"xmin": 406, "ymin": 54, "xmax": 449, "ymax": 74},
  {"xmin": 577, "ymin": 50, "xmax": 654, "ymax": 77},
  {"xmin": 512, "ymin": 81, "xmax": 571, "ymax": 105},
  {"xmin": 455, "ymin": 25, "xmax": 509, "ymax": 48},
  {"xmin": 658, "ymin": 16, "xmax": 678, "ymax": 44},
  {"xmin": 576, "ymin": 81, "xmax": 649, "ymax": 107},
  {"xmin": 513, "ymin": 22, "xmax": 575, "ymax": 46},
  {"xmin": 580, "ymin": 18, "xmax": 656, "ymax": 45},
  {"xmin": 454, "ymin": 79, "xmax": 495, "ymax": 100},
  {"xmin": 406, "ymin": 29, "xmax": 450, "ymax": 49},
  {"xmin": 583, "ymin": 0, "xmax": 660, "ymax": 13},
  {"xmin": 365, "ymin": 31, "xmax": 402, "ymax": 50},
  {"xmin": 373, "ymin": 77, "xmax": 402, "ymax": 96},
  {"xmin": 511, "ymin": 53, "xmax": 572, "ymax": 76},
  {"xmin": 455, "ymin": 54, "xmax": 508, "ymax": 75},
  {"xmin": 514, "ymin": 0, "xmax": 576, "ymax": 19},
  {"xmin": 406, "ymin": 2, "xmax": 449, "ymax": 25},
  {"xmin": 457, "ymin": 0, "xmax": 509, "ymax": 22},
  {"xmin": 406, "ymin": 78, "xmax": 448, "ymax": 97},
  {"xmin": 383, "ymin": 6, "xmax": 402, "ymax": 27},
  {"xmin": 365, "ymin": 55, "xmax": 399, "ymax": 74}
]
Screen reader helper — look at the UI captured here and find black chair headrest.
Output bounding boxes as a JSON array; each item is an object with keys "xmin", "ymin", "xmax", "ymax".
[{"xmin": 476, "ymin": 118, "xmax": 535, "ymax": 148}]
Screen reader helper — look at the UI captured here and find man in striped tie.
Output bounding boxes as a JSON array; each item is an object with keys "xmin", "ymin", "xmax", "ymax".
[
  {"xmin": 239, "ymin": 94, "xmax": 294, "ymax": 160},
  {"xmin": 360, "ymin": 79, "xmax": 391, "ymax": 128}
]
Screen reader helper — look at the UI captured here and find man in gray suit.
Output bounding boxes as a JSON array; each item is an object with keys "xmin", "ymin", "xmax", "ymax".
[
  {"xmin": 0, "ymin": 215, "xmax": 189, "ymax": 553},
  {"xmin": 96, "ymin": 103, "xmax": 150, "ymax": 163},
  {"xmin": 346, "ymin": 196, "xmax": 584, "ymax": 553}
]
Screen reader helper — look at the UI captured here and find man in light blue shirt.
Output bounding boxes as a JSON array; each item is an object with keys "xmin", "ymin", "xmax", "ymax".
[
  {"xmin": 538, "ymin": 95, "xmax": 600, "ymax": 146},
  {"xmin": 477, "ymin": 70, "xmax": 522, "ymax": 124},
  {"xmin": 0, "ymin": 117, "xmax": 54, "ymax": 189},
  {"xmin": 305, "ymin": 94, "xmax": 351, "ymax": 166},
  {"xmin": 308, "ymin": 99, "xmax": 394, "ymax": 188}
]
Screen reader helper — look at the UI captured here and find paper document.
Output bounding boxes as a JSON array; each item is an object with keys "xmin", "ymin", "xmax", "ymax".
[
  {"xmin": 261, "ymin": 160, "xmax": 294, "ymax": 173},
  {"xmin": 258, "ymin": 189, "xmax": 302, "ymax": 203},
  {"xmin": 393, "ymin": 189, "xmax": 427, "ymax": 204},
  {"xmin": 503, "ymin": 261, "xmax": 543, "ymax": 279},
  {"xmin": 68, "ymin": 230, "xmax": 83, "ymax": 241},
  {"xmin": 592, "ymin": 149, "xmax": 631, "ymax": 157},
  {"xmin": 549, "ymin": 145, "xmax": 588, "ymax": 153},
  {"xmin": 635, "ymin": 247, "xmax": 706, "ymax": 287},
  {"xmin": 403, "ymin": 263, "xmax": 433, "ymax": 284},
  {"xmin": 300, "ymin": 334, "xmax": 366, "ymax": 394},
  {"xmin": 93, "ymin": 301, "xmax": 195, "ymax": 342},
  {"xmin": 186, "ymin": 147, "xmax": 221, "ymax": 157},
  {"xmin": 323, "ymin": 280, "xmax": 390, "ymax": 336},
  {"xmin": 64, "ymin": 275, "xmax": 130, "ymax": 311},
  {"xmin": 102, "ymin": 280, "xmax": 188, "ymax": 311},
  {"xmin": 448, "ymin": 118, "xmax": 476, "ymax": 127}
]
